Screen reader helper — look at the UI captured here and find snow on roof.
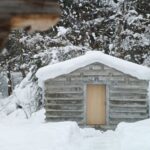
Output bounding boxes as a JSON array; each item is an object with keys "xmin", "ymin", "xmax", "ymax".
[{"xmin": 36, "ymin": 51, "xmax": 150, "ymax": 87}]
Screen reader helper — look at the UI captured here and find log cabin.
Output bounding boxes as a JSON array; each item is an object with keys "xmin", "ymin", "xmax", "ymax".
[{"xmin": 36, "ymin": 51, "xmax": 150, "ymax": 130}]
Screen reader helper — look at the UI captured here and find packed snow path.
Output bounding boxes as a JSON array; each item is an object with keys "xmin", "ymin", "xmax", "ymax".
[{"xmin": 71, "ymin": 129, "xmax": 119, "ymax": 150}]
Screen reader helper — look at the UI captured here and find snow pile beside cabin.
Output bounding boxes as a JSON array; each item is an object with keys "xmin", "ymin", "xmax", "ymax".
[
  {"xmin": 0, "ymin": 96, "xmax": 17, "ymax": 119},
  {"xmin": 0, "ymin": 115, "xmax": 82, "ymax": 150},
  {"xmin": 0, "ymin": 109, "xmax": 150, "ymax": 150},
  {"xmin": 116, "ymin": 119, "xmax": 150, "ymax": 150},
  {"xmin": 0, "ymin": 70, "xmax": 39, "ymax": 118},
  {"xmin": 36, "ymin": 51, "xmax": 150, "ymax": 87}
]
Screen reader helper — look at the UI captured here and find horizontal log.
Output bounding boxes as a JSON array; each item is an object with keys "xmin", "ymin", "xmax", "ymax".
[
  {"xmin": 110, "ymin": 90, "xmax": 148, "ymax": 94},
  {"xmin": 78, "ymin": 66, "xmax": 93, "ymax": 71},
  {"xmin": 110, "ymin": 87, "xmax": 147, "ymax": 92},
  {"xmin": 128, "ymin": 78, "xmax": 142, "ymax": 81},
  {"xmin": 110, "ymin": 114, "xmax": 148, "ymax": 119},
  {"xmin": 70, "ymin": 76, "xmax": 125, "ymax": 81},
  {"xmin": 46, "ymin": 117, "xmax": 84, "ymax": 123},
  {"xmin": 46, "ymin": 111, "xmax": 83, "ymax": 116},
  {"xmin": 110, "ymin": 85, "xmax": 148, "ymax": 90},
  {"xmin": 126, "ymin": 81, "xmax": 149, "ymax": 86},
  {"xmin": 45, "ymin": 93, "xmax": 83, "ymax": 98},
  {"xmin": 90, "ymin": 65, "xmax": 104, "ymax": 71},
  {"xmin": 75, "ymin": 70, "xmax": 124, "ymax": 76},
  {"xmin": 110, "ymin": 98, "xmax": 147, "ymax": 102},
  {"xmin": 45, "ymin": 104, "xmax": 83, "ymax": 110},
  {"xmin": 110, "ymin": 103, "xmax": 147, "ymax": 108},
  {"xmin": 47, "ymin": 79, "xmax": 127, "ymax": 85},
  {"xmin": 45, "ymin": 91, "xmax": 83, "ymax": 94},
  {"xmin": 46, "ymin": 100, "xmax": 83, "ymax": 105},
  {"xmin": 46, "ymin": 103, "xmax": 83, "ymax": 106},
  {"xmin": 46, "ymin": 97, "xmax": 84, "ymax": 101},
  {"xmin": 45, "ymin": 85, "xmax": 83, "ymax": 93},
  {"xmin": 115, "ymin": 80, "xmax": 148, "ymax": 86},
  {"xmin": 46, "ymin": 109, "xmax": 83, "ymax": 112},
  {"xmin": 110, "ymin": 92, "xmax": 147, "ymax": 97},
  {"xmin": 110, "ymin": 112, "xmax": 148, "ymax": 116},
  {"xmin": 45, "ymin": 84, "xmax": 83, "ymax": 89},
  {"xmin": 45, "ymin": 81, "xmax": 83, "ymax": 86},
  {"xmin": 46, "ymin": 115, "xmax": 83, "ymax": 120},
  {"xmin": 45, "ymin": 89, "xmax": 83, "ymax": 93},
  {"xmin": 110, "ymin": 108, "xmax": 147, "ymax": 113}
]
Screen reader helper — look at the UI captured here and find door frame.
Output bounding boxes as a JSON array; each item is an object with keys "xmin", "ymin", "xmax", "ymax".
[{"xmin": 83, "ymin": 83, "xmax": 109, "ymax": 126}]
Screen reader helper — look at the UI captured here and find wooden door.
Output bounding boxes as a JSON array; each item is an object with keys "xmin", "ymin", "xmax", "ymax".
[{"xmin": 87, "ymin": 84, "xmax": 106, "ymax": 125}]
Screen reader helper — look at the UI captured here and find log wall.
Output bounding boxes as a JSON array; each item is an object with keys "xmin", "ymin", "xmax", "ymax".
[{"xmin": 44, "ymin": 63, "xmax": 149, "ymax": 129}]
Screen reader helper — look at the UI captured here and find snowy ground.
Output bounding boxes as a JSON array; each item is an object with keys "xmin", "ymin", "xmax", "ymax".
[{"xmin": 0, "ymin": 109, "xmax": 150, "ymax": 150}]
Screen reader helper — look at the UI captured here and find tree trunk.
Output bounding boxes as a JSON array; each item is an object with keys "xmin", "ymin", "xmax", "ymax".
[
  {"xmin": 20, "ymin": 69, "xmax": 26, "ymax": 78},
  {"xmin": 7, "ymin": 64, "xmax": 12, "ymax": 96}
]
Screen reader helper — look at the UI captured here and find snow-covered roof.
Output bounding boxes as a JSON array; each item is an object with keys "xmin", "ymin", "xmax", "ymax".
[{"xmin": 36, "ymin": 51, "xmax": 150, "ymax": 87}]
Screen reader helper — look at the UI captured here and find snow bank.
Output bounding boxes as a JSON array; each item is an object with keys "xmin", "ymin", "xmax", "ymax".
[
  {"xmin": 0, "ymin": 108, "xmax": 45, "ymax": 125},
  {"xmin": 0, "ymin": 72, "xmax": 40, "ymax": 119},
  {"xmin": 1, "ymin": 108, "xmax": 150, "ymax": 150},
  {"xmin": 0, "ymin": 121, "xmax": 81, "ymax": 150},
  {"xmin": 0, "ymin": 81, "xmax": 39, "ymax": 119},
  {"xmin": 10, "ymin": 67, "xmax": 42, "ymax": 118},
  {"xmin": 0, "ymin": 109, "xmax": 82, "ymax": 150},
  {"xmin": 0, "ymin": 96, "xmax": 17, "ymax": 118},
  {"xmin": 0, "ymin": 108, "xmax": 118, "ymax": 150},
  {"xmin": 14, "ymin": 81, "xmax": 38, "ymax": 116},
  {"xmin": 36, "ymin": 51, "xmax": 150, "ymax": 87},
  {"xmin": 116, "ymin": 119, "xmax": 150, "ymax": 150}
]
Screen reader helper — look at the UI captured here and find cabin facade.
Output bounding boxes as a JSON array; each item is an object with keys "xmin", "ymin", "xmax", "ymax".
[{"xmin": 36, "ymin": 51, "xmax": 150, "ymax": 129}]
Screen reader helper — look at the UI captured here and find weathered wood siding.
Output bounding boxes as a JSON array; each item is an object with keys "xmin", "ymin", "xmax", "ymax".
[{"xmin": 44, "ymin": 63, "xmax": 149, "ymax": 128}]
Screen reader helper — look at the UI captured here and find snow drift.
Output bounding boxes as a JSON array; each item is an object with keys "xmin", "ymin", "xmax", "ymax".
[
  {"xmin": 0, "ymin": 109, "xmax": 150, "ymax": 150},
  {"xmin": 116, "ymin": 119, "xmax": 150, "ymax": 150}
]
